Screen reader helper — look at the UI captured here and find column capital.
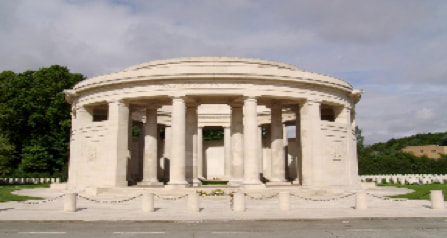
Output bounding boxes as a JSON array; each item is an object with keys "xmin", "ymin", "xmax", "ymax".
[
  {"xmin": 229, "ymin": 98, "xmax": 244, "ymax": 108},
  {"xmin": 146, "ymin": 104, "xmax": 160, "ymax": 110},
  {"xmin": 107, "ymin": 99, "xmax": 128, "ymax": 105},
  {"xmin": 243, "ymin": 96, "xmax": 258, "ymax": 102},
  {"xmin": 304, "ymin": 99, "xmax": 321, "ymax": 105}
]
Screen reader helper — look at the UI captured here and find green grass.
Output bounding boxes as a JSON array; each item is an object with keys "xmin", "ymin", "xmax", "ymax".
[
  {"xmin": 380, "ymin": 183, "xmax": 447, "ymax": 201},
  {"xmin": 0, "ymin": 184, "xmax": 49, "ymax": 203}
]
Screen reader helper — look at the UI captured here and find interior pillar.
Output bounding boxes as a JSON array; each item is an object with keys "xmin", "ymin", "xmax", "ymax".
[
  {"xmin": 186, "ymin": 103, "xmax": 201, "ymax": 186},
  {"xmin": 197, "ymin": 126, "xmax": 203, "ymax": 179},
  {"xmin": 293, "ymin": 108, "xmax": 302, "ymax": 184},
  {"xmin": 229, "ymin": 103, "xmax": 244, "ymax": 185},
  {"xmin": 224, "ymin": 126, "xmax": 232, "ymax": 180},
  {"xmin": 139, "ymin": 106, "xmax": 162, "ymax": 185},
  {"xmin": 268, "ymin": 102, "xmax": 288, "ymax": 184}
]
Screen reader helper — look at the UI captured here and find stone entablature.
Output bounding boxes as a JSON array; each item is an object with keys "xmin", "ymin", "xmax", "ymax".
[{"xmin": 65, "ymin": 57, "xmax": 362, "ymax": 191}]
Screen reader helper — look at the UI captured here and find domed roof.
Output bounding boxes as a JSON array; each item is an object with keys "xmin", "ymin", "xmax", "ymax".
[
  {"xmin": 72, "ymin": 57, "xmax": 353, "ymax": 92},
  {"xmin": 122, "ymin": 57, "xmax": 304, "ymax": 72}
]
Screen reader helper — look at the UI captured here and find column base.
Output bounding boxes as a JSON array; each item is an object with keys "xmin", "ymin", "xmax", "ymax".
[
  {"xmin": 165, "ymin": 184, "xmax": 188, "ymax": 189},
  {"xmin": 242, "ymin": 183, "xmax": 266, "ymax": 189},
  {"xmin": 165, "ymin": 181, "xmax": 188, "ymax": 189},
  {"xmin": 228, "ymin": 179, "xmax": 243, "ymax": 186},
  {"xmin": 192, "ymin": 178, "xmax": 202, "ymax": 187},
  {"xmin": 138, "ymin": 180, "xmax": 164, "ymax": 186},
  {"xmin": 291, "ymin": 180, "xmax": 301, "ymax": 185},
  {"xmin": 266, "ymin": 181, "xmax": 291, "ymax": 186}
]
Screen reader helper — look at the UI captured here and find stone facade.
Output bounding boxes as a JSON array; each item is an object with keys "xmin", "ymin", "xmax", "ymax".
[{"xmin": 64, "ymin": 57, "xmax": 362, "ymax": 191}]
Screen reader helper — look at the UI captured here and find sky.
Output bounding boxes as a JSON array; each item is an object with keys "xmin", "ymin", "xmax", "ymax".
[{"xmin": 0, "ymin": 0, "xmax": 446, "ymax": 145}]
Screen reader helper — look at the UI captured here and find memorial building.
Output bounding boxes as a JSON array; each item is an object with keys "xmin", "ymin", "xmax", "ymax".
[{"xmin": 64, "ymin": 57, "xmax": 362, "ymax": 191}]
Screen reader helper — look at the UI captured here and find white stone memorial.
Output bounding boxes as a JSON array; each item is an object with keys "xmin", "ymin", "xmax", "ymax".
[{"xmin": 64, "ymin": 57, "xmax": 362, "ymax": 192}]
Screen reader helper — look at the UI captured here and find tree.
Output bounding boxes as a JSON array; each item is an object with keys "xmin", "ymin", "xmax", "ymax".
[
  {"xmin": 0, "ymin": 66, "xmax": 84, "ymax": 175},
  {"xmin": 0, "ymin": 134, "xmax": 15, "ymax": 176},
  {"xmin": 355, "ymin": 126, "xmax": 365, "ymax": 153}
]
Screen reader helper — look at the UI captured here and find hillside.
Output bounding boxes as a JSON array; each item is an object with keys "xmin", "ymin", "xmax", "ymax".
[{"xmin": 358, "ymin": 132, "xmax": 447, "ymax": 175}]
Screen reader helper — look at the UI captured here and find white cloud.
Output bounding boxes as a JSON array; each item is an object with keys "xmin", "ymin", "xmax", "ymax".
[{"xmin": 0, "ymin": 0, "xmax": 446, "ymax": 144}]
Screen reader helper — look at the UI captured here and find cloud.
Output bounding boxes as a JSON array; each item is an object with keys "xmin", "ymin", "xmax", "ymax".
[{"xmin": 0, "ymin": 0, "xmax": 446, "ymax": 144}]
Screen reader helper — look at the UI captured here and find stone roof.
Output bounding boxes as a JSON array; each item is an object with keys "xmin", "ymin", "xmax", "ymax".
[{"xmin": 72, "ymin": 56, "xmax": 353, "ymax": 93}]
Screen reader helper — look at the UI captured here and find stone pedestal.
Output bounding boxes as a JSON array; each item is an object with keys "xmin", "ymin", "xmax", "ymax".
[
  {"xmin": 355, "ymin": 192, "xmax": 367, "ymax": 210},
  {"xmin": 64, "ymin": 193, "xmax": 77, "ymax": 212},
  {"xmin": 233, "ymin": 192, "xmax": 245, "ymax": 212},
  {"xmin": 430, "ymin": 190, "xmax": 445, "ymax": 210},
  {"xmin": 142, "ymin": 193, "xmax": 155, "ymax": 212},
  {"xmin": 279, "ymin": 191, "xmax": 290, "ymax": 211},
  {"xmin": 188, "ymin": 192, "xmax": 200, "ymax": 212}
]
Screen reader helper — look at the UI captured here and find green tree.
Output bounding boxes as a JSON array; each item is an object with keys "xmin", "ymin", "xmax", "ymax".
[
  {"xmin": 355, "ymin": 126, "xmax": 365, "ymax": 153},
  {"xmin": 0, "ymin": 66, "xmax": 84, "ymax": 175},
  {"xmin": 0, "ymin": 134, "xmax": 15, "ymax": 176}
]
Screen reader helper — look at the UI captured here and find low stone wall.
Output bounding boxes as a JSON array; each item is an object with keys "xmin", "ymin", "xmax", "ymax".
[
  {"xmin": 0, "ymin": 177, "xmax": 60, "ymax": 185},
  {"xmin": 360, "ymin": 174, "xmax": 447, "ymax": 185}
]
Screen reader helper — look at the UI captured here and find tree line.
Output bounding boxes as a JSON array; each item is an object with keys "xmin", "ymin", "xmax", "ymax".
[{"xmin": 0, "ymin": 66, "xmax": 84, "ymax": 179}]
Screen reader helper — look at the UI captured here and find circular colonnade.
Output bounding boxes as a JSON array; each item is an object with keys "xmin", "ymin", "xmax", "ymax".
[{"xmin": 64, "ymin": 57, "xmax": 362, "ymax": 191}]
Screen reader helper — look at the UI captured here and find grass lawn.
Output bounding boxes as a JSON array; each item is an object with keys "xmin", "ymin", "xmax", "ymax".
[
  {"xmin": 0, "ymin": 184, "xmax": 49, "ymax": 203},
  {"xmin": 380, "ymin": 184, "xmax": 447, "ymax": 201}
]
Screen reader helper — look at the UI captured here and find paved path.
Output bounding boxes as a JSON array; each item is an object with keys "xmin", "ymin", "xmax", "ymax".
[{"xmin": 1, "ymin": 219, "xmax": 447, "ymax": 237}]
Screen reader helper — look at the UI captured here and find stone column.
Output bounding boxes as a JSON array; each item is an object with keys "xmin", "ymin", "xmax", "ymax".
[
  {"xmin": 107, "ymin": 100, "xmax": 130, "ymax": 187},
  {"xmin": 293, "ymin": 110, "xmax": 302, "ymax": 184},
  {"xmin": 139, "ymin": 106, "xmax": 162, "ymax": 185},
  {"xmin": 229, "ymin": 103, "xmax": 244, "ymax": 185},
  {"xmin": 167, "ymin": 97, "xmax": 188, "ymax": 188},
  {"xmin": 300, "ymin": 100, "xmax": 321, "ymax": 186},
  {"xmin": 243, "ymin": 97, "xmax": 263, "ymax": 187},
  {"xmin": 186, "ymin": 103, "xmax": 201, "ymax": 186},
  {"xmin": 269, "ymin": 102, "xmax": 287, "ymax": 184},
  {"xmin": 224, "ymin": 126, "xmax": 232, "ymax": 180},
  {"xmin": 197, "ymin": 127, "xmax": 203, "ymax": 179},
  {"xmin": 68, "ymin": 106, "xmax": 92, "ymax": 188},
  {"xmin": 258, "ymin": 126, "xmax": 263, "ymax": 179},
  {"xmin": 163, "ymin": 126, "xmax": 172, "ymax": 181},
  {"xmin": 345, "ymin": 107, "xmax": 360, "ymax": 187},
  {"xmin": 263, "ymin": 125, "xmax": 272, "ymax": 180}
]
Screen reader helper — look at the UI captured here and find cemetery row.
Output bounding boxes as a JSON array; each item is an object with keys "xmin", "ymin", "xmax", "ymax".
[
  {"xmin": 360, "ymin": 174, "xmax": 447, "ymax": 185},
  {"xmin": 0, "ymin": 177, "xmax": 60, "ymax": 184}
]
